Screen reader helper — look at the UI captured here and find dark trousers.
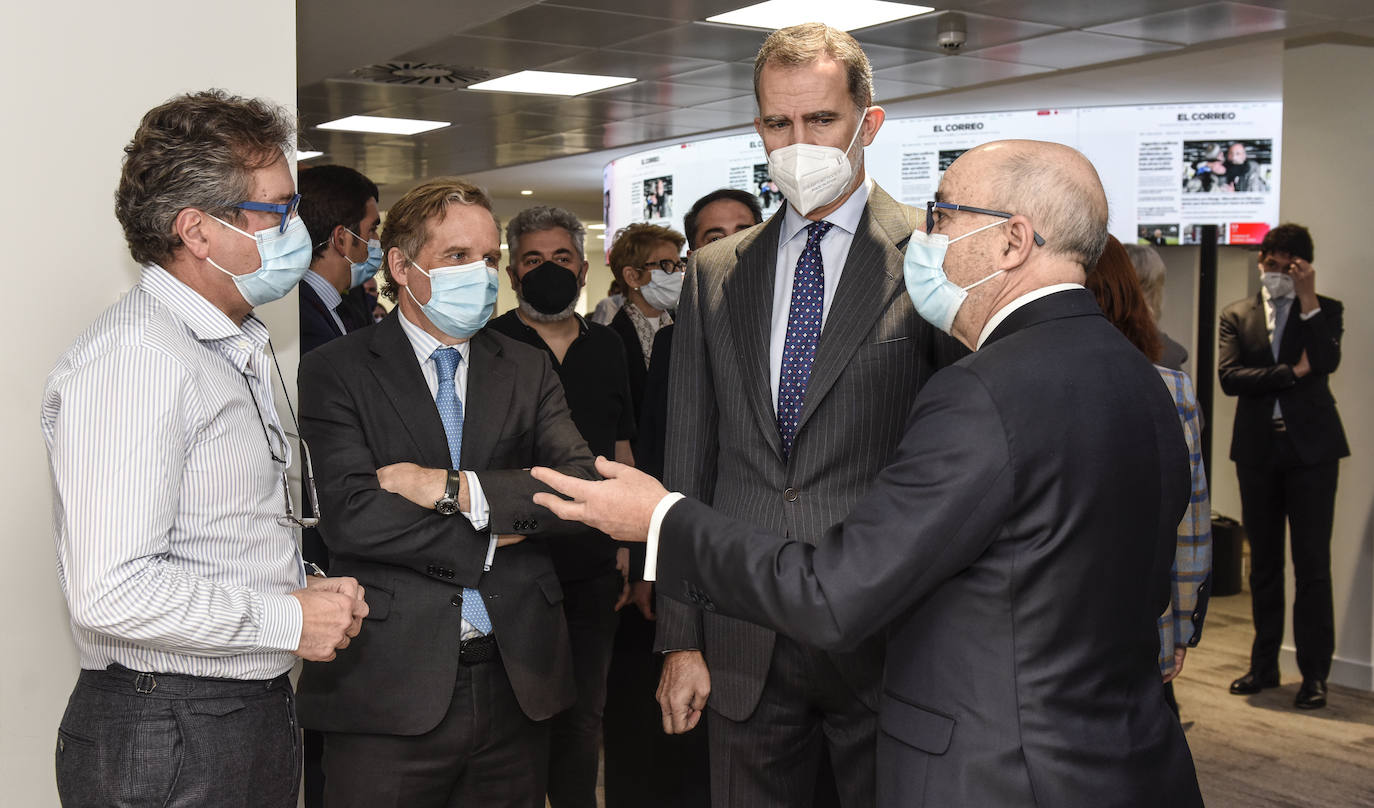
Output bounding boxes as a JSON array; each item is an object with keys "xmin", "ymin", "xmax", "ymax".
[
  {"xmin": 547, "ymin": 570, "xmax": 622, "ymax": 808},
  {"xmin": 707, "ymin": 635, "xmax": 876, "ymax": 808},
  {"xmin": 56, "ymin": 665, "xmax": 298, "ymax": 808},
  {"xmin": 321, "ymin": 652, "xmax": 548, "ymax": 808},
  {"xmin": 1236, "ymin": 428, "xmax": 1340, "ymax": 682},
  {"xmin": 603, "ymin": 599, "xmax": 710, "ymax": 808}
]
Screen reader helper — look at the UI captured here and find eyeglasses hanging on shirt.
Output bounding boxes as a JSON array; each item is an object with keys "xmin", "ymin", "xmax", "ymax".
[{"xmin": 241, "ymin": 338, "xmax": 321, "ymax": 529}]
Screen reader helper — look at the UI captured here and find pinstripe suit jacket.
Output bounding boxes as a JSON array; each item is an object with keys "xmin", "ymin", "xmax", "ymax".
[{"xmin": 654, "ymin": 184, "xmax": 966, "ymax": 719}]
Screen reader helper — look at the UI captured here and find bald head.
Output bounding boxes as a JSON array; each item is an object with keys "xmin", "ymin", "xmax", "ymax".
[{"xmin": 944, "ymin": 140, "xmax": 1109, "ymax": 269}]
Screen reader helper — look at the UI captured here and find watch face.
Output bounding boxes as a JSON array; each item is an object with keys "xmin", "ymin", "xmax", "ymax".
[{"xmin": 436, "ymin": 498, "xmax": 459, "ymax": 516}]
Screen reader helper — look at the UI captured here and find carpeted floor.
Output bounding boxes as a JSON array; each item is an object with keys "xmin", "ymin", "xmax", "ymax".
[{"xmin": 1174, "ymin": 590, "xmax": 1374, "ymax": 807}]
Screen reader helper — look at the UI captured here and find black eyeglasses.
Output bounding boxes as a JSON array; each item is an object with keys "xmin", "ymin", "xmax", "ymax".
[
  {"xmin": 236, "ymin": 193, "xmax": 302, "ymax": 233},
  {"xmin": 926, "ymin": 201, "xmax": 1046, "ymax": 247},
  {"xmin": 640, "ymin": 258, "xmax": 687, "ymax": 274}
]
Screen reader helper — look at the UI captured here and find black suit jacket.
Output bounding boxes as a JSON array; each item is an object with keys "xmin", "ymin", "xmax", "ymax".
[
  {"xmin": 300, "ymin": 279, "xmax": 354, "ymax": 355},
  {"xmin": 655, "ymin": 184, "xmax": 967, "ymax": 719},
  {"xmin": 295, "ymin": 311, "xmax": 596, "ymax": 735},
  {"xmin": 608, "ymin": 307, "xmax": 649, "ymax": 427},
  {"xmin": 1218, "ymin": 292, "xmax": 1348, "ymax": 465},
  {"xmin": 658, "ymin": 290, "xmax": 1202, "ymax": 807}
]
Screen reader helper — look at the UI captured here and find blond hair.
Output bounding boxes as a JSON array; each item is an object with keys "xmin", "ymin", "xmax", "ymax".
[{"xmin": 378, "ymin": 178, "xmax": 492, "ymax": 301}]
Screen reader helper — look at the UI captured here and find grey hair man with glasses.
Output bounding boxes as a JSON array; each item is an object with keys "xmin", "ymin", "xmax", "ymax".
[{"xmin": 40, "ymin": 89, "xmax": 366, "ymax": 808}]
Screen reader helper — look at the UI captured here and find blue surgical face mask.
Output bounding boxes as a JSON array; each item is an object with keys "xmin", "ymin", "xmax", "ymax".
[
  {"xmin": 343, "ymin": 227, "xmax": 384, "ymax": 288},
  {"xmin": 207, "ymin": 214, "xmax": 313, "ymax": 307},
  {"xmin": 902, "ymin": 219, "xmax": 1009, "ymax": 334},
  {"xmin": 405, "ymin": 258, "xmax": 498, "ymax": 338}
]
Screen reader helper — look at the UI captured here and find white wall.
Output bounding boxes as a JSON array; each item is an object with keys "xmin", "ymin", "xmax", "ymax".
[
  {"xmin": 1274, "ymin": 41, "xmax": 1374, "ymax": 689},
  {"xmin": 0, "ymin": 3, "xmax": 295, "ymax": 804}
]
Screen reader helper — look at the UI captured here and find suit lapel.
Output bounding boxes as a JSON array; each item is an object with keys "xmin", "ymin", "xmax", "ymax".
[
  {"xmin": 460, "ymin": 331, "xmax": 515, "ymax": 470},
  {"xmin": 794, "ymin": 185, "xmax": 911, "ymax": 439},
  {"xmin": 366, "ymin": 313, "xmax": 451, "ymax": 470},
  {"xmin": 1241, "ymin": 293, "xmax": 1275, "ymax": 365},
  {"xmin": 724, "ymin": 213, "xmax": 786, "ymax": 461}
]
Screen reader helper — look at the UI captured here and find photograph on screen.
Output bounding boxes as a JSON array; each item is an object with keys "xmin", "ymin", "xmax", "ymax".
[
  {"xmin": 1182, "ymin": 223, "xmax": 1228, "ymax": 245},
  {"xmin": 1138, "ymin": 224, "xmax": 1179, "ymax": 246},
  {"xmin": 938, "ymin": 149, "xmax": 970, "ymax": 184},
  {"xmin": 642, "ymin": 176, "xmax": 673, "ymax": 221},
  {"xmin": 1182, "ymin": 139, "xmax": 1272, "ymax": 193},
  {"xmin": 753, "ymin": 164, "xmax": 785, "ymax": 215}
]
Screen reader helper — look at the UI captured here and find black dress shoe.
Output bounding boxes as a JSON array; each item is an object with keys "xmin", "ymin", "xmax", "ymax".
[
  {"xmin": 1295, "ymin": 679, "xmax": 1327, "ymax": 709},
  {"xmin": 1229, "ymin": 670, "xmax": 1281, "ymax": 694}
]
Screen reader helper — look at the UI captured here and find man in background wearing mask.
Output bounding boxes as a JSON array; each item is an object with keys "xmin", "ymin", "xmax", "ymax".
[
  {"xmin": 531, "ymin": 139, "xmax": 1204, "ymax": 808},
  {"xmin": 42, "ymin": 90, "xmax": 365, "ymax": 806},
  {"xmin": 486, "ymin": 205, "xmax": 636, "ymax": 808},
  {"xmin": 294, "ymin": 179, "xmax": 597, "ymax": 807},
  {"xmin": 653, "ymin": 23, "xmax": 964, "ymax": 807},
  {"xmin": 1220, "ymin": 223, "xmax": 1347, "ymax": 710},
  {"xmin": 297, "ymin": 164, "xmax": 382, "ymax": 355}
]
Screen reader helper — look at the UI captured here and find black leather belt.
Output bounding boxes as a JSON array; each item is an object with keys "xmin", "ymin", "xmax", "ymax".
[{"xmin": 459, "ymin": 633, "xmax": 498, "ymax": 665}]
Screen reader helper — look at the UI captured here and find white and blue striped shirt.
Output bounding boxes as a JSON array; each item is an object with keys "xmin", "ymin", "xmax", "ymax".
[{"xmin": 41, "ymin": 265, "xmax": 305, "ymax": 679}]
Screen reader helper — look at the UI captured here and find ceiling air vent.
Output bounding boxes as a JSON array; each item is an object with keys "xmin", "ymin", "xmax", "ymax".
[{"xmin": 348, "ymin": 62, "xmax": 493, "ymax": 87}]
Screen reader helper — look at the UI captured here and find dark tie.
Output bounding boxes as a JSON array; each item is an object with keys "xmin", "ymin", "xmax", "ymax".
[
  {"xmin": 431, "ymin": 347, "xmax": 493, "ymax": 635},
  {"xmin": 776, "ymin": 220, "xmax": 833, "ymax": 457}
]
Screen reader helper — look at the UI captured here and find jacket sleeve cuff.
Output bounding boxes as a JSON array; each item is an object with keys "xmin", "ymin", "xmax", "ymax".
[{"xmin": 643, "ymin": 492, "xmax": 686, "ymax": 582}]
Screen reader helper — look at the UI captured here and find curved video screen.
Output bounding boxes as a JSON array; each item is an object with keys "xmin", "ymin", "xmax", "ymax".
[{"xmin": 603, "ymin": 101, "xmax": 1282, "ymax": 253}]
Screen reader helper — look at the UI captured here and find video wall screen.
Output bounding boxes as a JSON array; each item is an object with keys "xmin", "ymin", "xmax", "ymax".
[{"xmin": 603, "ymin": 101, "xmax": 1282, "ymax": 254}]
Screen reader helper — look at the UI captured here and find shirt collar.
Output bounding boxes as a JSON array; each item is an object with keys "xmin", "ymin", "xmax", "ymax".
[
  {"xmin": 780, "ymin": 174, "xmax": 873, "ymax": 247},
  {"xmin": 303, "ymin": 270, "xmax": 343, "ymax": 310},
  {"xmin": 398, "ymin": 306, "xmax": 469, "ymax": 367},
  {"xmin": 1261, "ymin": 283, "xmax": 1294, "ymax": 305},
  {"xmin": 976, "ymin": 283, "xmax": 1085, "ymax": 349},
  {"xmin": 140, "ymin": 263, "xmax": 246, "ymax": 343}
]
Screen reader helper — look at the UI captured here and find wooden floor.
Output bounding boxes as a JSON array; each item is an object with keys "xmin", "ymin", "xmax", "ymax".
[{"xmin": 1173, "ymin": 590, "xmax": 1374, "ymax": 807}]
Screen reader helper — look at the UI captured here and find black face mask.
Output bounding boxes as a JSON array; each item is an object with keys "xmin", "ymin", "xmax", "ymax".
[{"xmin": 519, "ymin": 261, "xmax": 580, "ymax": 315}]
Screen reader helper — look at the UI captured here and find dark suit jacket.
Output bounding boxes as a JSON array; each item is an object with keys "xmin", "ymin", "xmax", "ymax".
[
  {"xmin": 1218, "ymin": 292, "xmax": 1348, "ymax": 466},
  {"xmin": 636, "ymin": 324, "xmax": 675, "ymax": 481},
  {"xmin": 295, "ymin": 311, "xmax": 596, "ymax": 735},
  {"xmin": 655, "ymin": 184, "xmax": 967, "ymax": 720},
  {"xmin": 300, "ymin": 279, "xmax": 352, "ymax": 355},
  {"xmin": 658, "ymin": 290, "xmax": 1202, "ymax": 807}
]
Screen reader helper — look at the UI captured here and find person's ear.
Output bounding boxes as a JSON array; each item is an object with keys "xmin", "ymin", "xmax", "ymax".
[
  {"xmin": 331, "ymin": 225, "xmax": 352, "ymax": 259},
  {"xmin": 387, "ymin": 247, "xmax": 411, "ymax": 288},
  {"xmin": 505, "ymin": 264, "xmax": 520, "ymax": 291},
  {"xmin": 860, "ymin": 105, "xmax": 886, "ymax": 147},
  {"xmin": 577, "ymin": 261, "xmax": 589, "ymax": 287},
  {"xmin": 174, "ymin": 208, "xmax": 214, "ymax": 260},
  {"xmin": 999, "ymin": 215, "xmax": 1036, "ymax": 270}
]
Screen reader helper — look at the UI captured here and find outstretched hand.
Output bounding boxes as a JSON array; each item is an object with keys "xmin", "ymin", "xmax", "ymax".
[{"xmin": 531, "ymin": 456, "xmax": 668, "ymax": 542}]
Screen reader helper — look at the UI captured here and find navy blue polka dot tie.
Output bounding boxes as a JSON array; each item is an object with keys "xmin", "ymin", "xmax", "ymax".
[
  {"xmin": 432, "ymin": 347, "xmax": 492, "ymax": 636},
  {"xmin": 777, "ymin": 220, "xmax": 833, "ymax": 458}
]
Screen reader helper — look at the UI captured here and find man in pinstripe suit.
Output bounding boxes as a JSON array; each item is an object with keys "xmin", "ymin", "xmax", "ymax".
[{"xmin": 653, "ymin": 23, "xmax": 964, "ymax": 808}]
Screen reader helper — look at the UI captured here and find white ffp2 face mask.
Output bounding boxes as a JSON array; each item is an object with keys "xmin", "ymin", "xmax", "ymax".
[
  {"xmin": 766, "ymin": 111, "xmax": 868, "ymax": 216},
  {"xmin": 1260, "ymin": 271, "xmax": 1294, "ymax": 299}
]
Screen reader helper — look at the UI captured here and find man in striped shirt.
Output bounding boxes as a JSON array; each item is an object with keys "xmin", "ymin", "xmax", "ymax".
[{"xmin": 41, "ymin": 90, "xmax": 367, "ymax": 808}]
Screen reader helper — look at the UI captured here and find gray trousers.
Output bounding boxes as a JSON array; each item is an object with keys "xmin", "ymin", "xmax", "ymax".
[{"xmin": 56, "ymin": 665, "xmax": 299, "ymax": 808}]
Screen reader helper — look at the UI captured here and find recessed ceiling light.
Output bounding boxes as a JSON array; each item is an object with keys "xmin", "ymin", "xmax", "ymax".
[
  {"xmin": 468, "ymin": 70, "xmax": 636, "ymax": 96},
  {"xmin": 707, "ymin": 0, "xmax": 932, "ymax": 31},
  {"xmin": 587, "ymin": 223, "xmax": 606, "ymax": 230},
  {"xmin": 598, "ymin": 234, "xmax": 606, "ymax": 240},
  {"xmin": 316, "ymin": 115, "xmax": 449, "ymax": 135},
  {"xmin": 296, "ymin": 150, "xmax": 324, "ymax": 161},
  {"xmin": 520, "ymin": 190, "xmax": 534, "ymax": 196}
]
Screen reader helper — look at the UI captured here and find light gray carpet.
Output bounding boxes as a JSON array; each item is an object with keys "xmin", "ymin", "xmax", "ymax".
[{"xmin": 1175, "ymin": 591, "xmax": 1374, "ymax": 807}]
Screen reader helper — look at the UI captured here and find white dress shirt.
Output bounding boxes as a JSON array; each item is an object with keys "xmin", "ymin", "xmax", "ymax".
[
  {"xmin": 768, "ymin": 176, "xmax": 873, "ymax": 409},
  {"xmin": 396, "ymin": 309, "xmax": 499, "ymax": 576},
  {"xmin": 41, "ymin": 265, "xmax": 305, "ymax": 678},
  {"xmin": 303, "ymin": 269, "xmax": 347, "ymax": 334}
]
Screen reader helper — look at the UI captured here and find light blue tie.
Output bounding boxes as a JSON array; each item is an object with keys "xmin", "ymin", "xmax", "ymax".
[{"xmin": 432, "ymin": 347, "xmax": 492, "ymax": 636}]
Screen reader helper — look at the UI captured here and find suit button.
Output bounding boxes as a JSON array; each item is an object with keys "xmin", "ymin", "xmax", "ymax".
[
  {"xmin": 784, "ymin": 487, "xmax": 798, "ymax": 502},
  {"xmin": 529, "ymin": 519, "xmax": 538, "ymax": 529},
  {"xmin": 426, "ymin": 565, "xmax": 435, "ymax": 575},
  {"xmin": 451, "ymin": 594, "xmax": 462, "ymax": 607}
]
